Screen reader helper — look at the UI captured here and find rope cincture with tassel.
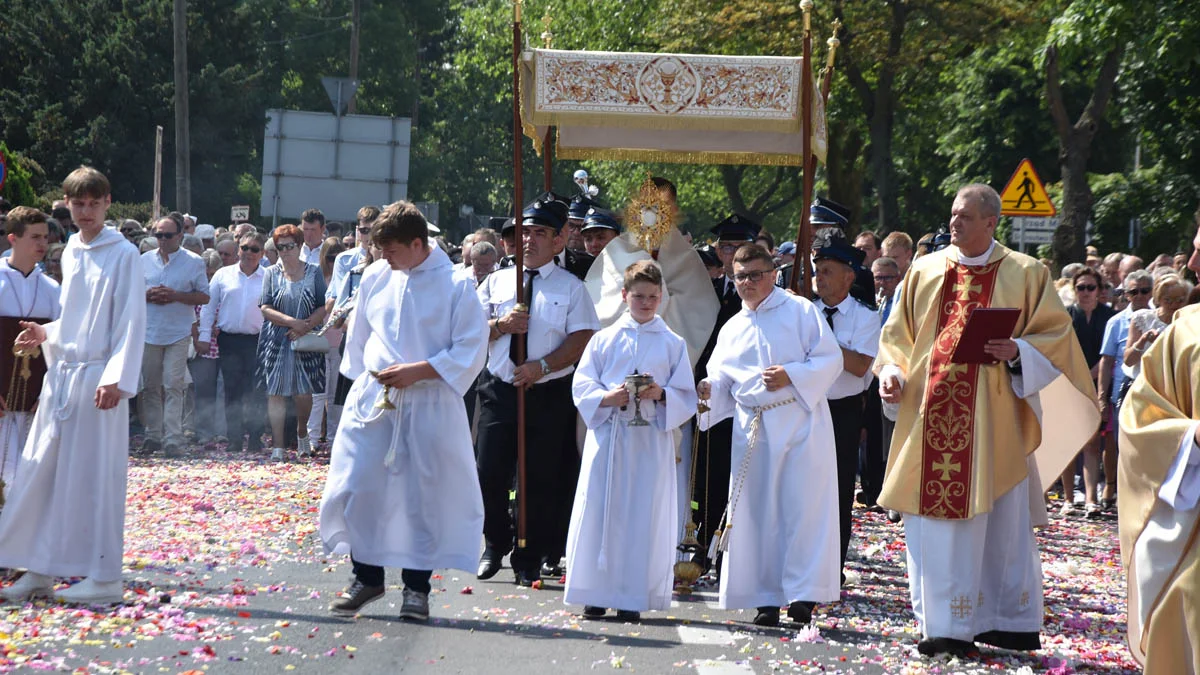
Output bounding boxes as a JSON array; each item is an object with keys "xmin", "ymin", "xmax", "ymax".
[
  {"xmin": 0, "ymin": 344, "xmax": 39, "ymax": 511},
  {"xmin": 709, "ymin": 396, "xmax": 797, "ymax": 556}
]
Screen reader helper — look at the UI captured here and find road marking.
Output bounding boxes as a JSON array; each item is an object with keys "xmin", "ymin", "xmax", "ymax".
[
  {"xmin": 671, "ymin": 591, "xmax": 720, "ymax": 609},
  {"xmin": 692, "ymin": 659, "xmax": 755, "ymax": 674},
  {"xmin": 677, "ymin": 625, "xmax": 736, "ymax": 646}
]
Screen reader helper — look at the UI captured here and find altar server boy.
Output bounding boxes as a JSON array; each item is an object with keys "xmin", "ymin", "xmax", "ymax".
[
  {"xmin": 698, "ymin": 243, "xmax": 843, "ymax": 627},
  {"xmin": 565, "ymin": 260, "xmax": 697, "ymax": 621},
  {"xmin": 318, "ymin": 201, "xmax": 488, "ymax": 622}
]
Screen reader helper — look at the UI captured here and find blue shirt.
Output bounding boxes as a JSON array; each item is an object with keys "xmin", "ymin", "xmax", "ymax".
[
  {"xmin": 1100, "ymin": 308, "xmax": 1132, "ymax": 404},
  {"xmin": 326, "ymin": 247, "xmax": 366, "ymax": 302}
]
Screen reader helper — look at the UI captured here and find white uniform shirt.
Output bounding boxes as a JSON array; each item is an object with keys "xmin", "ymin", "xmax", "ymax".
[
  {"xmin": 300, "ymin": 242, "xmax": 322, "ymax": 267},
  {"xmin": 477, "ymin": 260, "xmax": 600, "ymax": 385},
  {"xmin": 326, "ymin": 247, "xmax": 366, "ymax": 301},
  {"xmin": 814, "ymin": 294, "xmax": 880, "ymax": 399},
  {"xmin": 199, "ymin": 263, "xmax": 266, "ymax": 341},
  {"xmin": 142, "ymin": 248, "xmax": 209, "ymax": 345},
  {"xmin": 0, "ymin": 258, "xmax": 61, "ymax": 320}
]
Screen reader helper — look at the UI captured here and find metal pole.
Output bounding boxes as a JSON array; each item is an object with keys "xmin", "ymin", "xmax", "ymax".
[
  {"xmin": 512, "ymin": 0, "xmax": 528, "ymax": 552},
  {"xmin": 333, "ymin": 83, "xmax": 344, "ymax": 179},
  {"xmin": 348, "ymin": 0, "xmax": 360, "ymax": 114},
  {"xmin": 790, "ymin": 1, "xmax": 815, "ymax": 298}
]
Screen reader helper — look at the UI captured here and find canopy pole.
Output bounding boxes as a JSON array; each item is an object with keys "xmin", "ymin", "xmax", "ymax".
[
  {"xmin": 791, "ymin": 1, "xmax": 815, "ymax": 298},
  {"xmin": 543, "ymin": 129, "xmax": 553, "ymax": 191},
  {"xmin": 511, "ymin": 0, "xmax": 529, "ymax": 551},
  {"xmin": 803, "ymin": 19, "xmax": 840, "ymax": 206}
]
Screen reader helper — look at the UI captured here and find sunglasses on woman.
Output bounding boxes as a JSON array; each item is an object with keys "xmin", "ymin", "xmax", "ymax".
[{"xmin": 277, "ymin": 242, "xmax": 299, "ymax": 251}]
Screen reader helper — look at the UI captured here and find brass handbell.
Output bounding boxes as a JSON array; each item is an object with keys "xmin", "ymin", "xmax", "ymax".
[{"xmin": 369, "ymin": 371, "xmax": 396, "ymax": 410}]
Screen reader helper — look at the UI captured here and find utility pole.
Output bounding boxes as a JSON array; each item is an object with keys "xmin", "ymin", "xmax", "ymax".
[
  {"xmin": 348, "ymin": 0, "xmax": 361, "ymax": 114},
  {"xmin": 173, "ymin": 0, "xmax": 191, "ymax": 212}
]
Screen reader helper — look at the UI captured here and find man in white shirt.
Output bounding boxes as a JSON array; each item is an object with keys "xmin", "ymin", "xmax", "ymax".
[
  {"xmin": 475, "ymin": 193, "xmax": 600, "ymax": 586},
  {"xmin": 812, "ymin": 230, "xmax": 881, "ymax": 581},
  {"xmin": 198, "ymin": 232, "xmax": 267, "ymax": 453},
  {"xmin": 141, "ymin": 213, "xmax": 209, "ymax": 456},
  {"xmin": 299, "ymin": 208, "xmax": 326, "ymax": 266}
]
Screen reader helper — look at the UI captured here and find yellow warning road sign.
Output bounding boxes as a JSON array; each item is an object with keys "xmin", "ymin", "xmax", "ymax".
[{"xmin": 999, "ymin": 159, "xmax": 1056, "ymax": 217}]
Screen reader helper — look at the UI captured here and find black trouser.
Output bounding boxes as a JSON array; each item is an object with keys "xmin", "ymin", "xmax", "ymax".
[
  {"xmin": 351, "ymin": 556, "xmax": 432, "ymax": 593},
  {"xmin": 189, "ymin": 356, "xmax": 220, "ymax": 439},
  {"xmin": 829, "ymin": 393, "xmax": 866, "ymax": 573},
  {"xmin": 475, "ymin": 372, "xmax": 577, "ymax": 573},
  {"xmin": 858, "ymin": 378, "xmax": 885, "ymax": 505},
  {"xmin": 217, "ymin": 333, "xmax": 266, "ymax": 450},
  {"xmin": 692, "ymin": 417, "xmax": 733, "ymax": 559}
]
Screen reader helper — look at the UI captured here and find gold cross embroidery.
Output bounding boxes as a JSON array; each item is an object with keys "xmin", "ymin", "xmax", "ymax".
[
  {"xmin": 941, "ymin": 363, "xmax": 968, "ymax": 382},
  {"xmin": 954, "ymin": 278, "xmax": 981, "ymax": 298},
  {"xmin": 1019, "ymin": 591, "xmax": 1030, "ymax": 608},
  {"xmin": 932, "ymin": 453, "xmax": 962, "ymax": 481},
  {"xmin": 950, "ymin": 595, "xmax": 973, "ymax": 619},
  {"xmin": 977, "ymin": 591, "xmax": 984, "ymax": 608}
]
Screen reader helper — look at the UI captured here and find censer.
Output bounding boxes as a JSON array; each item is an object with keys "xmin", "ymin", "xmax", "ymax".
[
  {"xmin": 673, "ymin": 397, "xmax": 711, "ymax": 593},
  {"xmin": 368, "ymin": 371, "xmax": 396, "ymax": 410}
]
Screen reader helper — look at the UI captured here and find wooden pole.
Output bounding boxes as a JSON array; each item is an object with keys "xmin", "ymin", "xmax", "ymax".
[
  {"xmin": 172, "ymin": 0, "xmax": 191, "ymax": 213},
  {"xmin": 790, "ymin": 2, "xmax": 815, "ymax": 298},
  {"xmin": 512, "ymin": 0, "xmax": 528, "ymax": 551},
  {"xmin": 348, "ymin": 0, "xmax": 360, "ymax": 114},
  {"xmin": 152, "ymin": 126, "xmax": 163, "ymax": 220},
  {"xmin": 803, "ymin": 20, "xmax": 839, "ymax": 203},
  {"xmin": 543, "ymin": 129, "xmax": 553, "ymax": 191}
]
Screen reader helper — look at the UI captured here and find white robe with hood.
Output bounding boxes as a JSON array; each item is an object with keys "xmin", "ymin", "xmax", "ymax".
[
  {"xmin": 565, "ymin": 313, "xmax": 697, "ymax": 611},
  {"xmin": 319, "ymin": 247, "xmax": 489, "ymax": 573},
  {"xmin": 700, "ymin": 287, "xmax": 843, "ymax": 609},
  {"xmin": 0, "ymin": 227, "xmax": 145, "ymax": 581}
]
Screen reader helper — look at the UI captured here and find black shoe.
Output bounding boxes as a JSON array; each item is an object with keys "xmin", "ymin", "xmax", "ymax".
[
  {"xmin": 615, "ymin": 610, "xmax": 641, "ymax": 622},
  {"xmin": 973, "ymin": 630, "xmax": 1041, "ymax": 651},
  {"xmin": 541, "ymin": 561, "xmax": 564, "ymax": 578},
  {"xmin": 917, "ymin": 637, "xmax": 977, "ymax": 657},
  {"xmin": 477, "ymin": 550, "xmax": 503, "ymax": 580},
  {"xmin": 139, "ymin": 439, "xmax": 162, "ymax": 455},
  {"xmin": 887, "ymin": 509, "xmax": 902, "ymax": 523},
  {"xmin": 399, "ymin": 589, "xmax": 430, "ymax": 621},
  {"xmin": 787, "ymin": 601, "xmax": 814, "ymax": 624},
  {"xmin": 328, "ymin": 580, "xmax": 385, "ymax": 616},
  {"xmin": 515, "ymin": 567, "xmax": 540, "ymax": 587},
  {"xmin": 582, "ymin": 605, "xmax": 606, "ymax": 618},
  {"xmin": 752, "ymin": 606, "xmax": 780, "ymax": 626}
]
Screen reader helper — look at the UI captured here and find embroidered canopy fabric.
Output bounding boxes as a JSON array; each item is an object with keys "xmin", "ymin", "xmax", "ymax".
[{"xmin": 520, "ymin": 49, "xmax": 827, "ymax": 166}]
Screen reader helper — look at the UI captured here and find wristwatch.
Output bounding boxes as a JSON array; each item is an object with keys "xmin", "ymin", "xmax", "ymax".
[{"xmin": 539, "ymin": 358, "xmax": 551, "ymax": 376}]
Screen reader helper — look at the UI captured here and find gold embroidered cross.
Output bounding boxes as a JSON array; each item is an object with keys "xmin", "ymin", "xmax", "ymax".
[
  {"xmin": 950, "ymin": 595, "xmax": 973, "ymax": 619},
  {"xmin": 954, "ymin": 278, "xmax": 981, "ymax": 297},
  {"xmin": 977, "ymin": 591, "xmax": 984, "ymax": 608},
  {"xmin": 932, "ymin": 453, "xmax": 961, "ymax": 481},
  {"xmin": 1019, "ymin": 591, "xmax": 1030, "ymax": 608},
  {"xmin": 941, "ymin": 363, "xmax": 968, "ymax": 382}
]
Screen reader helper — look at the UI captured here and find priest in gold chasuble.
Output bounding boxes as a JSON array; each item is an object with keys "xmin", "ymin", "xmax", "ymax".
[
  {"xmin": 876, "ymin": 184, "xmax": 1097, "ymax": 657},
  {"xmin": 1119, "ymin": 301, "xmax": 1200, "ymax": 674}
]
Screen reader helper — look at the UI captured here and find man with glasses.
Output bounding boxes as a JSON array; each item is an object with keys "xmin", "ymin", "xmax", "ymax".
[
  {"xmin": 198, "ymin": 233, "xmax": 268, "ymax": 453},
  {"xmin": 326, "ymin": 206, "xmax": 378, "ymax": 313},
  {"xmin": 697, "ymin": 243, "xmax": 842, "ymax": 627},
  {"xmin": 140, "ymin": 212, "xmax": 210, "ymax": 456},
  {"xmin": 692, "ymin": 214, "xmax": 759, "ymax": 578}
]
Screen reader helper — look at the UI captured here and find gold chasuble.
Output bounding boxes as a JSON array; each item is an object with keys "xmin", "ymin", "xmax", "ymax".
[
  {"xmin": 1118, "ymin": 311, "xmax": 1200, "ymax": 673},
  {"xmin": 876, "ymin": 243, "xmax": 1097, "ymax": 519}
]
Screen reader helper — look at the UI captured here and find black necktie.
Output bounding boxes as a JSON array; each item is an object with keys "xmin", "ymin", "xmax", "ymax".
[
  {"xmin": 509, "ymin": 269, "xmax": 538, "ymax": 365},
  {"xmin": 824, "ymin": 306, "xmax": 838, "ymax": 330}
]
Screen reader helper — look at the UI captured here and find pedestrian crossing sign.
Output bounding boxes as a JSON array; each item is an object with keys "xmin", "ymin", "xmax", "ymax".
[{"xmin": 999, "ymin": 159, "xmax": 1056, "ymax": 217}]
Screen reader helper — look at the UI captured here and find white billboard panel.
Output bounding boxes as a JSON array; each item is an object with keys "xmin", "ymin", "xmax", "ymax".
[{"xmin": 261, "ymin": 109, "xmax": 412, "ymax": 223}]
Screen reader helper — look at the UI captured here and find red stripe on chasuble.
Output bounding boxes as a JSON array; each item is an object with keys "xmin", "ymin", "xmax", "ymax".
[{"xmin": 918, "ymin": 260, "xmax": 1002, "ymax": 518}]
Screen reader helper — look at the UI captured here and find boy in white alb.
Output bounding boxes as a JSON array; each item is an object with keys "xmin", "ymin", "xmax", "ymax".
[
  {"xmin": 0, "ymin": 167, "xmax": 145, "ymax": 605},
  {"xmin": 0, "ymin": 207, "xmax": 62, "ymax": 497},
  {"xmin": 566, "ymin": 261, "xmax": 697, "ymax": 621}
]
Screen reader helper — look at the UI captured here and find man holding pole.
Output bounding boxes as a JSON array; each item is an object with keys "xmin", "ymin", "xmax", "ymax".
[{"xmin": 475, "ymin": 193, "xmax": 598, "ymax": 586}]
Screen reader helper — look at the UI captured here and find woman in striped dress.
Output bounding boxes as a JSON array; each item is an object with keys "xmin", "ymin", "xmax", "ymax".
[{"xmin": 258, "ymin": 224, "xmax": 327, "ymax": 460}]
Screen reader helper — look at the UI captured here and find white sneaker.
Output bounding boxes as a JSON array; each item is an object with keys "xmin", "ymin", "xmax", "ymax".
[
  {"xmin": 297, "ymin": 436, "xmax": 312, "ymax": 458},
  {"xmin": 0, "ymin": 571, "xmax": 54, "ymax": 602},
  {"xmin": 271, "ymin": 447, "xmax": 285, "ymax": 461},
  {"xmin": 1059, "ymin": 501, "xmax": 1076, "ymax": 517},
  {"xmin": 53, "ymin": 578, "xmax": 124, "ymax": 605}
]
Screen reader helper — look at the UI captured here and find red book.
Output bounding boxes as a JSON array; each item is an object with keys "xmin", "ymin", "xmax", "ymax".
[{"xmin": 951, "ymin": 307, "xmax": 1022, "ymax": 364}]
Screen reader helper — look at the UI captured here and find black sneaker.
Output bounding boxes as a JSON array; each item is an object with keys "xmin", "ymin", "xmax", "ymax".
[
  {"xmin": 399, "ymin": 589, "xmax": 430, "ymax": 621},
  {"xmin": 582, "ymin": 605, "xmax": 606, "ymax": 618},
  {"xmin": 752, "ymin": 606, "xmax": 780, "ymax": 626},
  {"xmin": 328, "ymin": 580, "xmax": 385, "ymax": 616},
  {"xmin": 615, "ymin": 610, "xmax": 641, "ymax": 622}
]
